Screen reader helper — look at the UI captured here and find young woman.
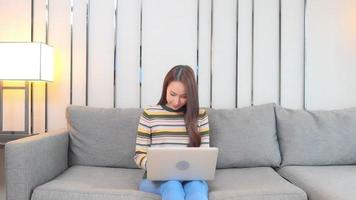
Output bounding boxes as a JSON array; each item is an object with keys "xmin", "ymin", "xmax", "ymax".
[{"xmin": 134, "ymin": 65, "xmax": 210, "ymax": 200}]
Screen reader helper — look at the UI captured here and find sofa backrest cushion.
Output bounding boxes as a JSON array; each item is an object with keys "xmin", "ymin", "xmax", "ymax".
[
  {"xmin": 276, "ymin": 106, "xmax": 356, "ymax": 166},
  {"xmin": 209, "ymin": 103, "xmax": 281, "ymax": 168},
  {"xmin": 66, "ymin": 106, "xmax": 141, "ymax": 168}
]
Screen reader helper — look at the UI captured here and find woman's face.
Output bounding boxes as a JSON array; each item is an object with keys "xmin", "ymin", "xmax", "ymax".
[{"xmin": 166, "ymin": 81, "xmax": 187, "ymax": 110}]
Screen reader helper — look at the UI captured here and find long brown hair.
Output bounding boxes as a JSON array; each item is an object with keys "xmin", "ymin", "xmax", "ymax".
[{"xmin": 158, "ymin": 65, "xmax": 201, "ymax": 147}]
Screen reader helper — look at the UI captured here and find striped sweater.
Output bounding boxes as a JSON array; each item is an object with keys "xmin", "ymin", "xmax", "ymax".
[{"xmin": 134, "ymin": 105, "xmax": 210, "ymax": 170}]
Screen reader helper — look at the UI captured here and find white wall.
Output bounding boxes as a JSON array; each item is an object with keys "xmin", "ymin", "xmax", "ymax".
[
  {"xmin": 305, "ymin": 0, "xmax": 356, "ymax": 110},
  {"xmin": 1, "ymin": 0, "xmax": 356, "ymax": 132},
  {"xmin": 0, "ymin": 0, "xmax": 31, "ymax": 132}
]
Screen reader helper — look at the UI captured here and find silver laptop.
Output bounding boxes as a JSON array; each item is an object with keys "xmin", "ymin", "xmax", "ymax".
[{"xmin": 146, "ymin": 147, "xmax": 218, "ymax": 181}]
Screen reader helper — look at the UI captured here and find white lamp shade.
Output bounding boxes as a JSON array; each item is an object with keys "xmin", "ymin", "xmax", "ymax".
[{"xmin": 0, "ymin": 42, "xmax": 54, "ymax": 81}]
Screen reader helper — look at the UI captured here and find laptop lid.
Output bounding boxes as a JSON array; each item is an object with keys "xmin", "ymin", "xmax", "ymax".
[{"xmin": 146, "ymin": 147, "xmax": 218, "ymax": 181}]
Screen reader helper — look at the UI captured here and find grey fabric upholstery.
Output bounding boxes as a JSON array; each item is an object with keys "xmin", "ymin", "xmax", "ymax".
[
  {"xmin": 278, "ymin": 166, "xmax": 356, "ymax": 200},
  {"xmin": 32, "ymin": 166, "xmax": 306, "ymax": 200},
  {"xmin": 8, "ymin": 105, "xmax": 356, "ymax": 200},
  {"xmin": 209, "ymin": 103, "xmax": 281, "ymax": 168},
  {"xmin": 31, "ymin": 165, "xmax": 160, "ymax": 200},
  {"xmin": 208, "ymin": 167, "xmax": 307, "ymax": 200},
  {"xmin": 275, "ymin": 106, "xmax": 356, "ymax": 166},
  {"xmin": 5, "ymin": 130, "xmax": 69, "ymax": 200},
  {"xmin": 66, "ymin": 106, "xmax": 142, "ymax": 168}
]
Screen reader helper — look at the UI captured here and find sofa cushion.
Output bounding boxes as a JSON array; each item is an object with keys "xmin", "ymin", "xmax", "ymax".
[
  {"xmin": 275, "ymin": 106, "xmax": 356, "ymax": 166},
  {"xmin": 66, "ymin": 106, "xmax": 142, "ymax": 168},
  {"xmin": 208, "ymin": 167, "xmax": 307, "ymax": 200},
  {"xmin": 31, "ymin": 166, "xmax": 160, "ymax": 200},
  {"xmin": 278, "ymin": 166, "xmax": 356, "ymax": 200},
  {"xmin": 209, "ymin": 103, "xmax": 281, "ymax": 168}
]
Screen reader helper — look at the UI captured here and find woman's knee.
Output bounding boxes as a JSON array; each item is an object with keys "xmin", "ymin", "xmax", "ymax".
[
  {"xmin": 184, "ymin": 180, "xmax": 208, "ymax": 193},
  {"xmin": 184, "ymin": 181, "xmax": 209, "ymax": 200},
  {"xmin": 160, "ymin": 180, "xmax": 185, "ymax": 199}
]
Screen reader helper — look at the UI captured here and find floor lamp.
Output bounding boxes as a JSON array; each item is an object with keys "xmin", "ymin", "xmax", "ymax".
[{"xmin": 0, "ymin": 42, "xmax": 54, "ymax": 143}]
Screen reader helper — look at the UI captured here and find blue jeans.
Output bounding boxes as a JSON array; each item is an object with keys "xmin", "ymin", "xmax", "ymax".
[{"xmin": 139, "ymin": 179, "xmax": 209, "ymax": 200}]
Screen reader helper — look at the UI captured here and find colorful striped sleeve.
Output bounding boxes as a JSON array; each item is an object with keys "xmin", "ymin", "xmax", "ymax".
[
  {"xmin": 134, "ymin": 109, "xmax": 151, "ymax": 170},
  {"xmin": 199, "ymin": 109, "xmax": 210, "ymax": 147}
]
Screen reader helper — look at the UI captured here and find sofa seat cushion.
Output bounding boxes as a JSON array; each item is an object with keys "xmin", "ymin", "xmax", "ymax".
[
  {"xmin": 278, "ymin": 165, "xmax": 356, "ymax": 200},
  {"xmin": 31, "ymin": 165, "xmax": 160, "ymax": 200},
  {"xmin": 208, "ymin": 167, "xmax": 306, "ymax": 200}
]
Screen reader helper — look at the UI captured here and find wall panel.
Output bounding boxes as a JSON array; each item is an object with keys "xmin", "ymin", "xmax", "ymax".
[
  {"xmin": 72, "ymin": 0, "xmax": 87, "ymax": 106},
  {"xmin": 87, "ymin": 0, "xmax": 115, "ymax": 108},
  {"xmin": 253, "ymin": 0, "xmax": 280, "ymax": 105},
  {"xmin": 306, "ymin": 0, "xmax": 356, "ymax": 110},
  {"xmin": 31, "ymin": 81, "xmax": 45, "ymax": 133},
  {"xmin": 141, "ymin": 0, "xmax": 197, "ymax": 107},
  {"xmin": 0, "ymin": 0, "xmax": 30, "ymax": 132},
  {"xmin": 0, "ymin": 0, "xmax": 31, "ymax": 41},
  {"xmin": 33, "ymin": 0, "xmax": 46, "ymax": 42},
  {"xmin": 211, "ymin": 0, "xmax": 238, "ymax": 109},
  {"xmin": 197, "ymin": 0, "xmax": 212, "ymax": 108},
  {"xmin": 32, "ymin": 0, "xmax": 46, "ymax": 133},
  {"xmin": 280, "ymin": 0, "xmax": 304, "ymax": 109},
  {"xmin": 116, "ymin": 0, "xmax": 140, "ymax": 108},
  {"xmin": 47, "ymin": 0, "xmax": 71, "ymax": 130},
  {"xmin": 237, "ymin": 0, "xmax": 252, "ymax": 107}
]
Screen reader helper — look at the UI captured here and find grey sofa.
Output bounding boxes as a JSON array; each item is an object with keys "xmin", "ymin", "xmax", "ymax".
[{"xmin": 5, "ymin": 103, "xmax": 356, "ymax": 200}]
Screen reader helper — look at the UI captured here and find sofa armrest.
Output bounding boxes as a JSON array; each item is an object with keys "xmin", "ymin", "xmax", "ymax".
[{"xmin": 5, "ymin": 129, "xmax": 69, "ymax": 200}]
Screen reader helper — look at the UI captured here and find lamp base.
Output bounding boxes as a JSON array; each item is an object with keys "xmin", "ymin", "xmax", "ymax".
[{"xmin": 0, "ymin": 81, "xmax": 31, "ymax": 136}]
